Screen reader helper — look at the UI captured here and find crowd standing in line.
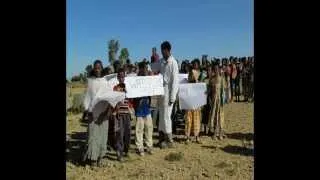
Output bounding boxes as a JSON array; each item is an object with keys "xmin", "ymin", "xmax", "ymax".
[{"xmin": 80, "ymin": 41, "xmax": 254, "ymax": 167}]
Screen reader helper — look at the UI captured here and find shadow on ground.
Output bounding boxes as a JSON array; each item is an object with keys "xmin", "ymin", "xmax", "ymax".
[
  {"xmin": 226, "ymin": 132, "xmax": 253, "ymax": 141},
  {"xmin": 220, "ymin": 145, "xmax": 253, "ymax": 156},
  {"xmin": 66, "ymin": 132, "xmax": 87, "ymax": 165}
]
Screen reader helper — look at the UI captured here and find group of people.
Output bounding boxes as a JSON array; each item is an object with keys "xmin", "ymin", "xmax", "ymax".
[
  {"xmin": 172, "ymin": 56, "xmax": 254, "ymax": 143},
  {"xmin": 80, "ymin": 41, "xmax": 254, "ymax": 167},
  {"xmin": 179, "ymin": 56, "xmax": 254, "ymax": 103}
]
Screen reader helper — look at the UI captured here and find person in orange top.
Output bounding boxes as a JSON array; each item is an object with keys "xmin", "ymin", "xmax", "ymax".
[{"xmin": 112, "ymin": 68, "xmax": 133, "ymax": 162}]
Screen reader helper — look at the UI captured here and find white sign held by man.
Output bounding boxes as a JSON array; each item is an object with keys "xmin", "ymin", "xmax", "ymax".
[
  {"xmin": 125, "ymin": 75, "xmax": 164, "ymax": 98},
  {"xmin": 179, "ymin": 83, "xmax": 207, "ymax": 110}
]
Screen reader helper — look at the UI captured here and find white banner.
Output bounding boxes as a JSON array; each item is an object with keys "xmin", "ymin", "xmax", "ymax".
[
  {"xmin": 107, "ymin": 77, "xmax": 119, "ymax": 89},
  {"xmin": 178, "ymin": 83, "xmax": 207, "ymax": 110},
  {"xmin": 125, "ymin": 75, "xmax": 164, "ymax": 98},
  {"xmin": 104, "ymin": 73, "xmax": 137, "ymax": 89},
  {"xmin": 92, "ymin": 88, "xmax": 126, "ymax": 108},
  {"xmin": 91, "ymin": 90, "xmax": 126, "ymax": 119},
  {"xmin": 104, "ymin": 73, "xmax": 117, "ymax": 81},
  {"xmin": 85, "ymin": 78, "xmax": 126, "ymax": 113}
]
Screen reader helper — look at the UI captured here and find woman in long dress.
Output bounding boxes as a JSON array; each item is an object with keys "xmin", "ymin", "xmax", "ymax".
[
  {"xmin": 82, "ymin": 60, "xmax": 111, "ymax": 167},
  {"xmin": 209, "ymin": 63, "xmax": 226, "ymax": 140}
]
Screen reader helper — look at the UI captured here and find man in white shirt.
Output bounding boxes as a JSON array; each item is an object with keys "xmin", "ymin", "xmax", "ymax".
[{"xmin": 158, "ymin": 41, "xmax": 179, "ymax": 149}]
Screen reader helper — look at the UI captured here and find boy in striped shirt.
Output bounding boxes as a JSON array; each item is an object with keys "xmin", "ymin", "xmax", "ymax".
[{"xmin": 113, "ymin": 68, "xmax": 133, "ymax": 162}]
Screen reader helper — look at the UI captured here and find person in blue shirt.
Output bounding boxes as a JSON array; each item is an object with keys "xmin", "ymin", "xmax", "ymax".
[{"xmin": 133, "ymin": 62, "xmax": 153, "ymax": 156}]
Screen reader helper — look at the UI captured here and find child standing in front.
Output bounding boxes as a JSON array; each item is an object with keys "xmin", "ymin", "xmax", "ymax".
[
  {"xmin": 185, "ymin": 59, "xmax": 202, "ymax": 144},
  {"xmin": 113, "ymin": 68, "xmax": 133, "ymax": 162},
  {"xmin": 133, "ymin": 62, "xmax": 154, "ymax": 156}
]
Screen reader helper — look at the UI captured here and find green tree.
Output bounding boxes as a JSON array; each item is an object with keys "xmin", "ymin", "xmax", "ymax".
[
  {"xmin": 108, "ymin": 39, "xmax": 120, "ymax": 65},
  {"xmin": 71, "ymin": 75, "xmax": 80, "ymax": 82},
  {"xmin": 78, "ymin": 73, "xmax": 87, "ymax": 82},
  {"xmin": 84, "ymin": 64, "xmax": 93, "ymax": 78},
  {"xmin": 119, "ymin": 48, "xmax": 129, "ymax": 66},
  {"xmin": 79, "ymin": 73, "xmax": 84, "ymax": 82}
]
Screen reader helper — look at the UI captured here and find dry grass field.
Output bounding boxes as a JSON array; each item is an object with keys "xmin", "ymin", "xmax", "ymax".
[{"xmin": 66, "ymin": 86, "xmax": 254, "ymax": 180}]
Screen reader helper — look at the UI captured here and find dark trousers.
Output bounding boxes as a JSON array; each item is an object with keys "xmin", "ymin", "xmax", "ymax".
[
  {"xmin": 115, "ymin": 114, "xmax": 131, "ymax": 157},
  {"xmin": 243, "ymin": 78, "xmax": 250, "ymax": 101},
  {"xmin": 151, "ymin": 108, "xmax": 159, "ymax": 130},
  {"xmin": 171, "ymin": 101, "xmax": 179, "ymax": 133},
  {"xmin": 248, "ymin": 81, "xmax": 254, "ymax": 100},
  {"xmin": 230, "ymin": 78, "xmax": 236, "ymax": 99},
  {"xmin": 235, "ymin": 78, "xmax": 241, "ymax": 102}
]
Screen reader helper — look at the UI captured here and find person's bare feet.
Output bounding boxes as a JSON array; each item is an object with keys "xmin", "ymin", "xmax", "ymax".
[
  {"xmin": 137, "ymin": 149, "xmax": 145, "ymax": 156},
  {"xmin": 218, "ymin": 135, "xmax": 224, "ymax": 140},
  {"xmin": 195, "ymin": 136, "xmax": 202, "ymax": 144},
  {"xmin": 146, "ymin": 147, "xmax": 153, "ymax": 155},
  {"xmin": 185, "ymin": 136, "xmax": 191, "ymax": 144},
  {"xmin": 212, "ymin": 136, "xmax": 218, "ymax": 141},
  {"xmin": 167, "ymin": 141, "xmax": 175, "ymax": 148},
  {"xmin": 185, "ymin": 138, "xmax": 190, "ymax": 144}
]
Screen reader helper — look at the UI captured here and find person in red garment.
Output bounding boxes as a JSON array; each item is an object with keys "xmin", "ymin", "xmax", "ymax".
[{"xmin": 151, "ymin": 47, "xmax": 160, "ymax": 63}]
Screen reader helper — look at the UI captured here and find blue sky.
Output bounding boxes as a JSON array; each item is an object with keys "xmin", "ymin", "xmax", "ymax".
[{"xmin": 67, "ymin": 0, "xmax": 253, "ymax": 78}]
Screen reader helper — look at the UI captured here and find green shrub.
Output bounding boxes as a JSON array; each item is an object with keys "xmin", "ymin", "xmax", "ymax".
[{"xmin": 164, "ymin": 152, "xmax": 184, "ymax": 161}]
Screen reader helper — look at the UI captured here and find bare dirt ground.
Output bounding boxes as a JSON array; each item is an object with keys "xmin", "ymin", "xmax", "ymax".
[{"xmin": 66, "ymin": 99, "xmax": 253, "ymax": 180}]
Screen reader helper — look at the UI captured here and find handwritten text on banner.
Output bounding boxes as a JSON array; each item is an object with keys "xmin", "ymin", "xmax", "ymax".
[{"xmin": 125, "ymin": 75, "xmax": 164, "ymax": 98}]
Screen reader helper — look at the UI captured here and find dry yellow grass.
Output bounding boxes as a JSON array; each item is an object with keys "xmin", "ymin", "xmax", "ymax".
[
  {"xmin": 67, "ymin": 82, "xmax": 86, "ymax": 95},
  {"xmin": 66, "ymin": 101, "xmax": 253, "ymax": 180},
  {"xmin": 71, "ymin": 87, "xmax": 86, "ymax": 95}
]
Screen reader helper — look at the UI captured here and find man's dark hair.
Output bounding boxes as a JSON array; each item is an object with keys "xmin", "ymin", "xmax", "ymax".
[
  {"xmin": 102, "ymin": 67, "xmax": 111, "ymax": 75},
  {"xmin": 113, "ymin": 60, "xmax": 121, "ymax": 73},
  {"xmin": 211, "ymin": 62, "xmax": 219, "ymax": 68},
  {"xmin": 192, "ymin": 59, "xmax": 200, "ymax": 66},
  {"xmin": 93, "ymin": 60, "xmax": 103, "ymax": 69},
  {"xmin": 89, "ymin": 60, "xmax": 104, "ymax": 77},
  {"xmin": 161, "ymin": 41, "xmax": 171, "ymax": 51},
  {"xmin": 113, "ymin": 60, "xmax": 120, "ymax": 66},
  {"xmin": 138, "ymin": 61, "xmax": 147, "ymax": 70}
]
